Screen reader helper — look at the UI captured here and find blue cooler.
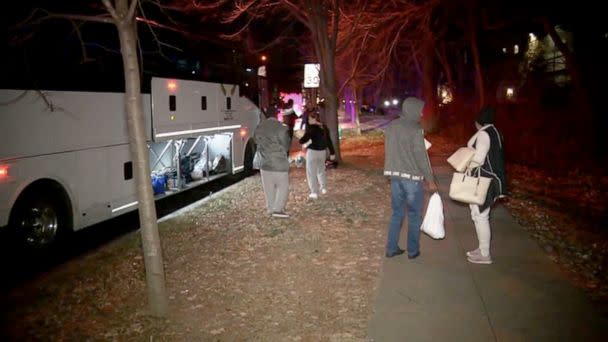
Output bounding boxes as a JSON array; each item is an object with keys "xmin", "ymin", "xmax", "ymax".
[{"xmin": 152, "ymin": 174, "xmax": 167, "ymax": 195}]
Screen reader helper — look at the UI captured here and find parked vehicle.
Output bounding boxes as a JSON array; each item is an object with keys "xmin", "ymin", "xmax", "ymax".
[{"xmin": 0, "ymin": 77, "xmax": 260, "ymax": 249}]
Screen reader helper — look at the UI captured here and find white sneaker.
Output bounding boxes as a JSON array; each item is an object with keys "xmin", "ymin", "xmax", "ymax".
[
  {"xmin": 466, "ymin": 249, "xmax": 482, "ymax": 258},
  {"xmin": 321, "ymin": 188, "xmax": 327, "ymax": 195},
  {"xmin": 271, "ymin": 211, "xmax": 290, "ymax": 218},
  {"xmin": 309, "ymin": 193, "xmax": 318, "ymax": 199},
  {"xmin": 467, "ymin": 253, "xmax": 492, "ymax": 264}
]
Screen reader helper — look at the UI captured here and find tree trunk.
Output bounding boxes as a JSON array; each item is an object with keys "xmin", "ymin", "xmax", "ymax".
[
  {"xmin": 322, "ymin": 59, "xmax": 340, "ymax": 159},
  {"xmin": 351, "ymin": 82, "xmax": 361, "ymax": 135},
  {"xmin": 115, "ymin": 6, "xmax": 168, "ymax": 317},
  {"xmin": 310, "ymin": 4, "xmax": 341, "ymax": 161}
]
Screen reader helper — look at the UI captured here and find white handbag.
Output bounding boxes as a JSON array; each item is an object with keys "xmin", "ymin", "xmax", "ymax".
[
  {"xmin": 447, "ymin": 147, "xmax": 475, "ymax": 172},
  {"xmin": 421, "ymin": 192, "xmax": 445, "ymax": 239},
  {"xmin": 449, "ymin": 169, "xmax": 492, "ymax": 205}
]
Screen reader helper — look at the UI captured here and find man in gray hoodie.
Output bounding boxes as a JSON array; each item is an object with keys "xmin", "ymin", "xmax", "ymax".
[
  {"xmin": 384, "ymin": 97, "xmax": 435, "ymax": 259},
  {"xmin": 254, "ymin": 106, "xmax": 291, "ymax": 218}
]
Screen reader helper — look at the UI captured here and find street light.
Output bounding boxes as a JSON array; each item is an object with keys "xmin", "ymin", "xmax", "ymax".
[
  {"xmin": 260, "ymin": 55, "xmax": 267, "ymax": 62},
  {"xmin": 392, "ymin": 99, "xmax": 399, "ymax": 106}
]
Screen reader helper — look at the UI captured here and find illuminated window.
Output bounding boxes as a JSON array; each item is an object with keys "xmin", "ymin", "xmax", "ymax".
[{"xmin": 514, "ymin": 45, "xmax": 519, "ymax": 54}]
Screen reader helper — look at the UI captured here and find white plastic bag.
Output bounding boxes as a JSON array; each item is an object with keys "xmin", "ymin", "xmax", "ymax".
[{"xmin": 421, "ymin": 192, "xmax": 445, "ymax": 239}]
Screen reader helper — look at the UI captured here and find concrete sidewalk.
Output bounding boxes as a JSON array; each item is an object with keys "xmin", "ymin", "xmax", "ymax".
[{"xmin": 367, "ymin": 156, "xmax": 608, "ymax": 341}]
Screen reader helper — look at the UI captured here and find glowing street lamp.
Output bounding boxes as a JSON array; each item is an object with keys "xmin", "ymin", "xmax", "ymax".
[
  {"xmin": 392, "ymin": 99, "xmax": 399, "ymax": 106},
  {"xmin": 384, "ymin": 100, "xmax": 390, "ymax": 107},
  {"xmin": 260, "ymin": 55, "xmax": 268, "ymax": 62}
]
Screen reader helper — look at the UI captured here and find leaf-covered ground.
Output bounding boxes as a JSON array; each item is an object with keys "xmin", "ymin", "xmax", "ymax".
[
  {"xmin": 503, "ymin": 164, "xmax": 608, "ymax": 307},
  {"xmin": 0, "ymin": 134, "xmax": 390, "ymax": 341},
  {"xmin": 1, "ymin": 131, "xmax": 606, "ymax": 341}
]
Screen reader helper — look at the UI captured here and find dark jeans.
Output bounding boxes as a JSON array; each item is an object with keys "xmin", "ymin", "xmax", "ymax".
[{"xmin": 386, "ymin": 177, "xmax": 424, "ymax": 257}]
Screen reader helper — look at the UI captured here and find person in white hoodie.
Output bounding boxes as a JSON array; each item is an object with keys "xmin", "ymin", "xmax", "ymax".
[{"xmin": 465, "ymin": 107, "xmax": 507, "ymax": 264}]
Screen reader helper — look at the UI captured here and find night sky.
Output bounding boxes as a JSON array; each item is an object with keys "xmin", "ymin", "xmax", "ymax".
[{"xmin": 0, "ymin": 1, "xmax": 304, "ymax": 94}]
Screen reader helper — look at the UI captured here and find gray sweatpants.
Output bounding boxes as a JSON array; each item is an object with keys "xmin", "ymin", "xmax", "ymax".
[
  {"xmin": 306, "ymin": 149, "xmax": 327, "ymax": 194},
  {"xmin": 260, "ymin": 170, "xmax": 289, "ymax": 213}
]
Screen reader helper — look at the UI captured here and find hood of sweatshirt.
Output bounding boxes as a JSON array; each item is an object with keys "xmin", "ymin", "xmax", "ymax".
[{"xmin": 400, "ymin": 97, "xmax": 425, "ymax": 124}]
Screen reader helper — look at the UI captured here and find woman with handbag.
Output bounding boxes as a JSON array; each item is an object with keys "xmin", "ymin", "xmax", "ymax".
[{"xmin": 465, "ymin": 107, "xmax": 507, "ymax": 264}]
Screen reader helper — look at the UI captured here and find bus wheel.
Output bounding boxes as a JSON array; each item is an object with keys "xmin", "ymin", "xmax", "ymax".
[{"xmin": 10, "ymin": 191, "xmax": 68, "ymax": 250}]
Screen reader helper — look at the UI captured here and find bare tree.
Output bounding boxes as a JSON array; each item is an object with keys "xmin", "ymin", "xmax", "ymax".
[
  {"xmin": 335, "ymin": 0, "xmax": 440, "ymax": 127},
  {"xmin": 14, "ymin": 0, "xmax": 169, "ymax": 316},
  {"xmin": 186, "ymin": 0, "xmax": 344, "ymax": 159},
  {"xmin": 103, "ymin": 0, "xmax": 168, "ymax": 317}
]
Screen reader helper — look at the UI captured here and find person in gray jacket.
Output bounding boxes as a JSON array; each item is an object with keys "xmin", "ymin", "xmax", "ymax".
[
  {"xmin": 254, "ymin": 106, "xmax": 291, "ymax": 218},
  {"xmin": 384, "ymin": 97, "xmax": 436, "ymax": 259}
]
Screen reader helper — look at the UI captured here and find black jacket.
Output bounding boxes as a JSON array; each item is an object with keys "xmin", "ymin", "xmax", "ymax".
[
  {"xmin": 299, "ymin": 124, "xmax": 335, "ymax": 154},
  {"xmin": 473, "ymin": 125, "xmax": 507, "ymax": 211}
]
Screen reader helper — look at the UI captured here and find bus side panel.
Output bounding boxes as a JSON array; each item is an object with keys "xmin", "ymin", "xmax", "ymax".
[
  {"xmin": 0, "ymin": 90, "xmax": 153, "ymax": 159},
  {"xmin": 151, "ymin": 78, "xmax": 222, "ymax": 139},
  {"xmin": 0, "ymin": 145, "xmax": 138, "ymax": 232},
  {"xmin": 75, "ymin": 144, "xmax": 138, "ymax": 227},
  {"xmin": 0, "ymin": 154, "xmax": 78, "ymax": 229},
  {"xmin": 75, "ymin": 148, "xmax": 112, "ymax": 227},
  {"xmin": 108, "ymin": 144, "xmax": 138, "ymax": 217},
  {"xmin": 0, "ymin": 89, "xmax": 152, "ymax": 230},
  {"xmin": 216, "ymin": 85, "xmax": 242, "ymax": 172}
]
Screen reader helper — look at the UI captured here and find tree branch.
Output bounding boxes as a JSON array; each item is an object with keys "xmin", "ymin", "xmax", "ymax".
[
  {"xmin": 101, "ymin": 0, "xmax": 120, "ymax": 22},
  {"xmin": 128, "ymin": 0, "xmax": 139, "ymax": 19},
  {"xmin": 283, "ymin": 0, "xmax": 311, "ymax": 27},
  {"xmin": 330, "ymin": 0, "xmax": 339, "ymax": 49},
  {"xmin": 338, "ymin": 29, "xmax": 369, "ymax": 95}
]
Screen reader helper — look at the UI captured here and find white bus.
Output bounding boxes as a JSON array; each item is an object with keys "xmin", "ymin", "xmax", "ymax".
[{"xmin": 0, "ymin": 77, "xmax": 259, "ymax": 248}]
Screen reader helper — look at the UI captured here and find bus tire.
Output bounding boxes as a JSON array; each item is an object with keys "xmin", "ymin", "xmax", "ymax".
[{"xmin": 9, "ymin": 184, "xmax": 71, "ymax": 250}]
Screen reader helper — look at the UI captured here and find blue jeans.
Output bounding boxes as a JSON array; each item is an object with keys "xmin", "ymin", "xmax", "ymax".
[{"xmin": 386, "ymin": 177, "xmax": 424, "ymax": 257}]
